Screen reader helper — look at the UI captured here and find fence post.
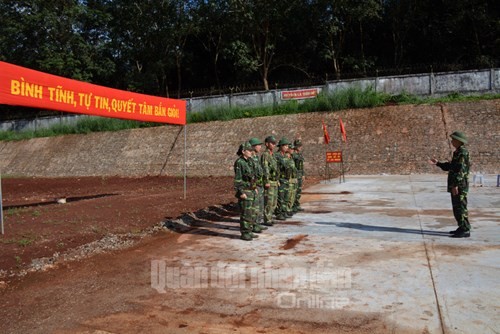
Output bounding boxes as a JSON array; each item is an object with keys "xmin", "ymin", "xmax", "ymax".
[
  {"xmin": 490, "ymin": 68, "xmax": 495, "ymax": 91},
  {"xmin": 429, "ymin": 66, "xmax": 435, "ymax": 95}
]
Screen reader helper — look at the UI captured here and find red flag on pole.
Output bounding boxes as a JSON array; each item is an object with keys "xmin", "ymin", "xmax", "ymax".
[
  {"xmin": 340, "ymin": 117, "xmax": 347, "ymax": 142},
  {"xmin": 322, "ymin": 120, "xmax": 331, "ymax": 144}
]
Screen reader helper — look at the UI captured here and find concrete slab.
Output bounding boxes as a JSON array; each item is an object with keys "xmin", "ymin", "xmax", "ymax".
[{"xmin": 152, "ymin": 174, "xmax": 499, "ymax": 333}]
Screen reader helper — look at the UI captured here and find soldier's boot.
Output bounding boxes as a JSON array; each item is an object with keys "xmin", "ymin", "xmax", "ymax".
[
  {"xmin": 240, "ymin": 233, "xmax": 253, "ymax": 241},
  {"xmin": 275, "ymin": 214, "xmax": 287, "ymax": 221},
  {"xmin": 250, "ymin": 233, "xmax": 259, "ymax": 238},
  {"xmin": 286, "ymin": 211, "xmax": 294, "ymax": 217},
  {"xmin": 252, "ymin": 225, "xmax": 263, "ymax": 233},
  {"xmin": 450, "ymin": 229, "xmax": 470, "ymax": 238},
  {"xmin": 296, "ymin": 206, "xmax": 304, "ymax": 211},
  {"xmin": 256, "ymin": 222, "xmax": 268, "ymax": 230},
  {"xmin": 263, "ymin": 220, "xmax": 274, "ymax": 226}
]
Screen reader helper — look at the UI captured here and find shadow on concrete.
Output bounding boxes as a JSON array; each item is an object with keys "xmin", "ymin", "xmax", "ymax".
[
  {"xmin": 317, "ymin": 222, "xmax": 451, "ymax": 237},
  {"xmin": 163, "ymin": 203, "xmax": 242, "ymax": 240}
]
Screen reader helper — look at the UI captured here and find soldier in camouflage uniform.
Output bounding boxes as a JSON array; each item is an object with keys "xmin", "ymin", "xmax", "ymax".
[
  {"xmin": 249, "ymin": 137, "xmax": 267, "ymax": 232},
  {"xmin": 274, "ymin": 137, "xmax": 293, "ymax": 220},
  {"xmin": 234, "ymin": 142, "xmax": 259, "ymax": 241},
  {"xmin": 260, "ymin": 135, "xmax": 279, "ymax": 226},
  {"xmin": 286, "ymin": 144, "xmax": 298, "ymax": 217},
  {"xmin": 292, "ymin": 139, "xmax": 305, "ymax": 213},
  {"xmin": 429, "ymin": 131, "xmax": 471, "ymax": 238}
]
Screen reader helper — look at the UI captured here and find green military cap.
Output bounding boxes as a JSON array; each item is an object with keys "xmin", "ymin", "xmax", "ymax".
[
  {"xmin": 241, "ymin": 141, "xmax": 254, "ymax": 151},
  {"xmin": 293, "ymin": 139, "xmax": 303, "ymax": 147},
  {"xmin": 277, "ymin": 137, "xmax": 291, "ymax": 146},
  {"xmin": 249, "ymin": 137, "xmax": 263, "ymax": 146},
  {"xmin": 450, "ymin": 131, "xmax": 468, "ymax": 144},
  {"xmin": 265, "ymin": 135, "xmax": 277, "ymax": 144}
]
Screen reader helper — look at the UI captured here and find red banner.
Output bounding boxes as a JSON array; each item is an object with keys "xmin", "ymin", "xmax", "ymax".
[
  {"xmin": 322, "ymin": 120, "xmax": 331, "ymax": 144},
  {"xmin": 340, "ymin": 117, "xmax": 347, "ymax": 142},
  {"xmin": 0, "ymin": 61, "xmax": 186, "ymax": 125}
]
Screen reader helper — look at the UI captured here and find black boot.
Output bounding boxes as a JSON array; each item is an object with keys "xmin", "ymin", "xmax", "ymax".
[{"xmin": 450, "ymin": 230, "xmax": 470, "ymax": 238}]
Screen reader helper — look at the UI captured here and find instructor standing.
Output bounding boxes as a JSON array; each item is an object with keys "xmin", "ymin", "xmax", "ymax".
[{"xmin": 429, "ymin": 131, "xmax": 471, "ymax": 238}]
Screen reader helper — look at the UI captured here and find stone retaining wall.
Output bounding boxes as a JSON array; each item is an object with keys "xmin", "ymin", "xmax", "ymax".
[{"xmin": 0, "ymin": 100, "xmax": 498, "ymax": 177}]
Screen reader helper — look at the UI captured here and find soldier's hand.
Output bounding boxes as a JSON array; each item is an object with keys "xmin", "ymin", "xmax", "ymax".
[
  {"xmin": 428, "ymin": 158, "xmax": 438, "ymax": 165},
  {"xmin": 240, "ymin": 193, "xmax": 247, "ymax": 200},
  {"xmin": 264, "ymin": 183, "xmax": 270, "ymax": 189},
  {"xmin": 451, "ymin": 186, "xmax": 459, "ymax": 196},
  {"xmin": 255, "ymin": 188, "xmax": 259, "ymax": 195}
]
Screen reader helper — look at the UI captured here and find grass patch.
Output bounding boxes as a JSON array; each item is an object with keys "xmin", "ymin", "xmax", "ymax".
[
  {"xmin": 1, "ymin": 235, "xmax": 36, "ymax": 247},
  {"xmin": 0, "ymin": 117, "xmax": 161, "ymax": 141}
]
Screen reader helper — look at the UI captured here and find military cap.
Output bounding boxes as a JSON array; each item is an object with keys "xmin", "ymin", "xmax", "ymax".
[
  {"xmin": 241, "ymin": 141, "xmax": 254, "ymax": 151},
  {"xmin": 277, "ymin": 137, "xmax": 291, "ymax": 146},
  {"xmin": 450, "ymin": 131, "xmax": 468, "ymax": 144},
  {"xmin": 293, "ymin": 139, "xmax": 303, "ymax": 147},
  {"xmin": 249, "ymin": 137, "xmax": 263, "ymax": 146},
  {"xmin": 265, "ymin": 135, "xmax": 277, "ymax": 144}
]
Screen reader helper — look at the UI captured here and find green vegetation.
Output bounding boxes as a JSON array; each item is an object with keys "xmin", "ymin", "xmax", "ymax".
[
  {"xmin": 0, "ymin": 117, "xmax": 160, "ymax": 141},
  {"xmin": 0, "ymin": 89, "xmax": 499, "ymax": 141},
  {"xmin": 1, "ymin": 235, "xmax": 36, "ymax": 247}
]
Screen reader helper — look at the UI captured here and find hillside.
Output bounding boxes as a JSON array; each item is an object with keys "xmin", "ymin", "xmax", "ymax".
[{"xmin": 0, "ymin": 100, "xmax": 498, "ymax": 177}]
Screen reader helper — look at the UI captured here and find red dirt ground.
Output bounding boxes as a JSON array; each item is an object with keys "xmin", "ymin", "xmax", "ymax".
[{"xmin": 0, "ymin": 176, "xmax": 235, "ymax": 275}]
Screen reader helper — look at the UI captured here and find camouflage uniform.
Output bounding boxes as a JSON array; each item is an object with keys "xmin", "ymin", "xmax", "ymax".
[
  {"xmin": 234, "ymin": 142, "xmax": 258, "ymax": 240},
  {"xmin": 248, "ymin": 137, "xmax": 265, "ymax": 232},
  {"xmin": 434, "ymin": 131, "xmax": 471, "ymax": 237},
  {"xmin": 286, "ymin": 149, "xmax": 298, "ymax": 217},
  {"xmin": 292, "ymin": 140, "xmax": 305, "ymax": 212},
  {"xmin": 436, "ymin": 145, "xmax": 471, "ymax": 232},
  {"xmin": 261, "ymin": 136, "xmax": 279, "ymax": 225},
  {"xmin": 274, "ymin": 137, "xmax": 293, "ymax": 220}
]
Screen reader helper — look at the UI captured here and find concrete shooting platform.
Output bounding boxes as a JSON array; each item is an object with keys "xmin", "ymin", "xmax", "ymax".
[{"xmin": 161, "ymin": 174, "xmax": 499, "ymax": 333}]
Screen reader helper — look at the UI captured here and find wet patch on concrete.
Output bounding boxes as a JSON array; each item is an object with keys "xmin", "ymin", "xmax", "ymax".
[
  {"xmin": 302, "ymin": 191, "xmax": 353, "ymax": 195},
  {"xmin": 281, "ymin": 234, "xmax": 309, "ymax": 250},
  {"xmin": 432, "ymin": 244, "xmax": 500, "ymax": 257},
  {"xmin": 306, "ymin": 210, "xmax": 334, "ymax": 214},
  {"xmin": 279, "ymin": 220, "xmax": 304, "ymax": 225},
  {"xmin": 363, "ymin": 199, "xmax": 393, "ymax": 207}
]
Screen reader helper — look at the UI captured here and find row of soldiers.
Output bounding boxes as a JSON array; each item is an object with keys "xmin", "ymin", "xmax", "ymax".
[{"xmin": 234, "ymin": 136, "xmax": 305, "ymax": 241}]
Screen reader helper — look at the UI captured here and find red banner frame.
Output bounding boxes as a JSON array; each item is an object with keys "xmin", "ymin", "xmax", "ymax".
[{"xmin": 0, "ymin": 61, "xmax": 186, "ymax": 125}]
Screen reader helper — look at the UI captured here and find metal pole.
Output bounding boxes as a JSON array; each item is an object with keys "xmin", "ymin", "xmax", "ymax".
[
  {"xmin": 1, "ymin": 171, "xmax": 4, "ymax": 235},
  {"xmin": 183, "ymin": 125, "xmax": 187, "ymax": 199}
]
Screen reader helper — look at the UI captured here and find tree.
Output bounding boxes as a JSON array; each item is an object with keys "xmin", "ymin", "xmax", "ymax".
[
  {"xmin": 0, "ymin": 0, "xmax": 113, "ymax": 82},
  {"xmin": 228, "ymin": 0, "xmax": 301, "ymax": 90},
  {"xmin": 192, "ymin": 0, "xmax": 233, "ymax": 92}
]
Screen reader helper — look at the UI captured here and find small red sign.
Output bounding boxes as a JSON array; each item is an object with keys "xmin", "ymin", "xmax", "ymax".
[
  {"xmin": 281, "ymin": 88, "xmax": 318, "ymax": 100},
  {"xmin": 326, "ymin": 151, "xmax": 342, "ymax": 163}
]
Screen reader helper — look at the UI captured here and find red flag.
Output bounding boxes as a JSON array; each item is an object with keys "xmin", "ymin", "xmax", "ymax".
[
  {"xmin": 322, "ymin": 120, "xmax": 331, "ymax": 144},
  {"xmin": 340, "ymin": 117, "xmax": 347, "ymax": 142}
]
